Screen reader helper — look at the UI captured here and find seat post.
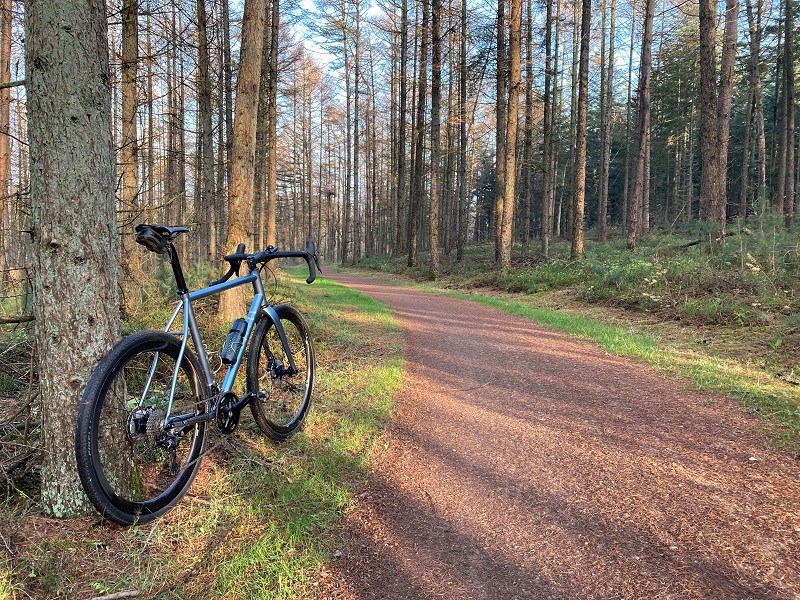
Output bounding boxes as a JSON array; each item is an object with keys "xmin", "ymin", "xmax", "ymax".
[{"xmin": 168, "ymin": 242, "xmax": 189, "ymax": 295}]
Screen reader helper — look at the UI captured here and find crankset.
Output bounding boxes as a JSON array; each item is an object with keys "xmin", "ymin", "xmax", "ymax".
[{"xmin": 216, "ymin": 392, "xmax": 241, "ymax": 434}]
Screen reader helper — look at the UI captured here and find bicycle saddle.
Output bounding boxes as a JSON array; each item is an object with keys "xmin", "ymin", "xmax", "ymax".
[{"xmin": 135, "ymin": 224, "xmax": 189, "ymax": 254}]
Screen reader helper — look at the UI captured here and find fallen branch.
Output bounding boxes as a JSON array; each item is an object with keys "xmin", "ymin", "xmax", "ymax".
[
  {"xmin": 676, "ymin": 228, "xmax": 750, "ymax": 250},
  {"xmin": 90, "ymin": 591, "xmax": 140, "ymax": 600},
  {"xmin": 0, "ymin": 316, "xmax": 33, "ymax": 324}
]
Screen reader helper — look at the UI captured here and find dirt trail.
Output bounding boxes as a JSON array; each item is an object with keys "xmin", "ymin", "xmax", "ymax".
[{"xmin": 316, "ymin": 272, "xmax": 800, "ymax": 600}]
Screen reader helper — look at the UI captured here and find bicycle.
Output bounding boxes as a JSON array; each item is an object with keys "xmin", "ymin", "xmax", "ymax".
[{"xmin": 75, "ymin": 223, "xmax": 321, "ymax": 525}]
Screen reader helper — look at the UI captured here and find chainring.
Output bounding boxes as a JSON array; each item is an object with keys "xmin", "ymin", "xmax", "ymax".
[{"xmin": 216, "ymin": 393, "xmax": 240, "ymax": 434}]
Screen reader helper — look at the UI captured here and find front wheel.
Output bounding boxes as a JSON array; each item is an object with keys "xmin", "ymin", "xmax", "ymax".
[
  {"xmin": 247, "ymin": 305, "xmax": 314, "ymax": 441},
  {"xmin": 75, "ymin": 331, "xmax": 208, "ymax": 525}
]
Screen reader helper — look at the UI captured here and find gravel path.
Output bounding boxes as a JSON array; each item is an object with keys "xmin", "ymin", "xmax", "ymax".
[{"xmin": 316, "ymin": 272, "xmax": 800, "ymax": 600}]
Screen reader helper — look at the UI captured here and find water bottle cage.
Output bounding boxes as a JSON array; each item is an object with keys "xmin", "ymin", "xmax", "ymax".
[{"xmin": 220, "ymin": 318, "xmax": 248, "ymax": 364}]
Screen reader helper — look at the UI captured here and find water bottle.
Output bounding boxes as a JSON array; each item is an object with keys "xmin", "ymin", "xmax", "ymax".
[{"xmin": 220, "ymin": 318, "xmax": 247, "ymax": 364}]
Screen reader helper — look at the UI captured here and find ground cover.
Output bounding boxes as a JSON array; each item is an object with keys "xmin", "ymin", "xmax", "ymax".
[{"xmin": 0, "ymin": 269, "xmax": 401, "ymax": 599}]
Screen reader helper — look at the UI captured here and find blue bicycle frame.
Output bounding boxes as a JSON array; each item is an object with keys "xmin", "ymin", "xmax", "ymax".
[{"xmin": 142, "ymin": 267, "xmax": 295, "ymax": 431}]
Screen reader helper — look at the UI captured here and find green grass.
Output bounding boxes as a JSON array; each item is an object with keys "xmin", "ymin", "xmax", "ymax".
[{"xmin": 4, "ymin": 271, "xmax": 402, "ymax": 599}]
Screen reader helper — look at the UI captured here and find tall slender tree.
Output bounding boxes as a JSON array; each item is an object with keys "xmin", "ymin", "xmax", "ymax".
[
  {"xmin": 627, "ymin": 0, "xmax": 655, "ymax": 250},
  {"xmin": 196, "ymin": 0, "xmax": 215, "ymax": 258},
  {"xmin": 745, "ymin": 0, "xmax": 767, "ymax": 220},
  {"xmin": 598, "ymin": 0, "xmax": 616, "ymax": 241},
  {"xmin": 430, "ymin": 0, "xmax": 442, "ymax": 276},
  {"xmin": 571, "ymin": 0, "xmax": 590, "ymax": 259},
  {"xmin": 0, "ymin": 0, "xmax": 13, "ymax": 267},
  {"xmin": 220, "ymin": 0, "xmax": 267, "ymax": 318},
  {"xmin": 498, "ymin": 0, "xmax": 521, "ymax": 267},
  {"xmin": 541, "ymin": 0, "xmax": 555, "ymax": 257},
  {"xmin": 120, "ymin": 0, "xmax": 138, "ymax": 232},
  {"xmin": 409, "ymin": 0, "xmax": 429, "ymax": 268}
]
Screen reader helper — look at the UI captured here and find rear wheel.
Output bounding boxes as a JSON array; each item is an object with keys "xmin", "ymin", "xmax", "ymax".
[
  {"xmin": 75, "ymin": 331, "xmax": 207, "ymax": 525},
  {"xmin": 247, "ymin": 305, "xmax": 314, "ymax": 441}
]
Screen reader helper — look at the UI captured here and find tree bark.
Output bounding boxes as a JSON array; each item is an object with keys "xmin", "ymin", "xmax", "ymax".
[
  {"xmin": 745, "ymin": 0, "xmax": 767, "ymax": 222},
  {"xmin": 541, "ymin": 0, "xmax": 554, "ymax": 257},
  {"xmin": 26, "ymin": 0, "xmax": 120, "ymax": 517},
  {"xmin": 598, "ymin": 0, "xmax": 615, "ymax": 241},
  {"xmin": 780, "ymin": 0, "xmax": 795, "ymax": 225},
  {"xmin": 698, "ymin": 0, "xmax": 719, "ymax": 232},
  {"xmin": 266, "ymin": 0, "xmax": 279, "ymax": 248},
  {"xmin": 713, "ymin": 0, "xmax": 738, "ymax": 233},
  {"xmin": 521, "ymin": 0, "xmax": 534, "ymax": 248},
  {"xmin": 430, "ymin": 0, "xmax": 442, "ymax": 276},
  {"xmin": 409, "ymin": 0, "xmax": 429, "ymax": 268},
  {"xmin": 622, "ymin": 0, "xmax": 637, "ymax": 235},
  {"xmin": 0, "ymin": 0, "xmax": 13, "ymax": 268},
  {"xmin": 498, "ymin": 0, "xmax": 521, "ymax": 267},
  {"xmin": 456, "ymin": 0, "xmax": 468, "ymax": 261},
  {"xmin": 219, "ymin": 0, "xmax": 267, "ymax": 319},
  {"xmin": 627, "ymin": 0, "xmax": 655, "ymax": 251},
  {"xmin": 571, "ymin": 0, "xmax": 590, "ymax": 259},
  {"xmin": 395, "ymin": 0, "xmax": 409, "ymax": 257},
  {"xmin": 197, "ymin": 0, "xmax": 215, "ymax": 259},
  {"xmin": 494, "ymin": 0, "xmax": 507, "ymax": 262},
  {"xmin": 353, "ymin": 0, "xmax": 362, "ymax": 263}
]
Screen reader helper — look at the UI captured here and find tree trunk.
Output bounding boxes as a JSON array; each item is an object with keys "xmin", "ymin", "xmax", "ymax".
[
  {"xmin": 698, "ymin": 0, "xmax": 719, "ymax": 232},
  {"xmin": 541, "ymin": 0, "xmax": 554, "ymax": 257},
  {"xmin": 565, "ymin": 0, "xmax": 579, "ymax": 240},
  {"xmin": 456, "ymin": 0, "xmax": 468, "ymax": 261},
  {"xmin": 739, "ymin": 89, "xmax": 754, "ymax": 218},
  {"xmin": 627, "ymin": 0, "xmax": 655, "ymax": 251},
  {"xmin": 498, "ymin": 0, "xmax": 521, "ymax": 267},
  {"xmin": 197, "ymin": 0, "xmax": 215, "ymax": 259},
  {"xmin": 521, "ymin": 0, "xmax": 534, "ymax": 248},
  {"xmin": 121, "ymin": 0, "xmax": 141, "ymax": 285},
  {"xmin": 266, "ymin": 0, "xmax": 279, "ymax": 248},
  {"xmin": 598, "ymin": 0, "xmax": 615, "ymax": 241},
  {"xmin": 0, "ymin": 0, "xmax": 13, "ymax": 271},
  {"xmin": 495, "ymin": 0, "xmax": 507, "ymax": 262},
  {"xmin": 713, "ymin": 0, "xmax": 738, "ymax": 233},
  {"xmin": 430, "ymin": 0, "xmax": 442, "ymax": 276},
  {"xmin": 221, "ymin": 0, "xmax": 234, "ymax": 209},
  {"xmin": 409, "ymin": 0, "xmax": 429, "ymax": 268},
  {"xmin": 341, "ymin": 0, "xmax": 352, "ymax": 264},
  {"xmin": 26, "ymin": 0, "xmax": 120, "ymax": 517},
  {"xmin": 353, "ymin": 0, "xmax": 362, "ymax": 263},
  {"xmin": 571, "ymin": 0, "xmax": 589, "ymax": 259},
  {"xmin": 745, "ymin": 0, "xmax": 767, "ymax": 222},
  {"xmin": 219, "ymin": 0, "xmax": 267, "ymax": 319},
  {"xmin": 395, "ymin": 0, "xmax": 409, "ymax": 257},
  {"xmin": 780, "ymin": 0, "xmax": 795, "ymax": 225},
  {"xmin": 622, "ymin": 0, "xmax": 637, "ymax": 234}
]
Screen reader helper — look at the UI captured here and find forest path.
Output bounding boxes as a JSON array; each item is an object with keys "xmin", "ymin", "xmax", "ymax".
[{"xmin": 315, "ymin": 272, "xmax": 800, "ymax": 600}]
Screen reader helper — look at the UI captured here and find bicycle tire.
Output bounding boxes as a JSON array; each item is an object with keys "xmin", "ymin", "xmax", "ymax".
[
  {"xmin": 75, "ymin": 331, "xmax": 207, "ymax": 525},
  {"xmin": 247, "ymin": 305, "xmax": 314, "ymax": 441}
]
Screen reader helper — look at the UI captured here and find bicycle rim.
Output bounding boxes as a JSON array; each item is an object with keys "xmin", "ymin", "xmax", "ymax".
[
  {"xmin": 83, "ymin": 333, "xmax": 206, "ymax": 523},
  {"xmin": 248, "ymin": 307, "xmax": 313, "ymax": 440}
]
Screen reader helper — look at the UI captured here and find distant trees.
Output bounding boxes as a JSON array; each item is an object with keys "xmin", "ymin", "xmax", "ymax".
[{"xmin": 0, "ymin": 0, "xmax": 796, "ymax": 297}]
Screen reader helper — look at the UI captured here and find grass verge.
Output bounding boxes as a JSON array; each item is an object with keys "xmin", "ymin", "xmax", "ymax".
[{"xmin": 3, "ymin": 271, "xmax": 402, "ymax": 599}]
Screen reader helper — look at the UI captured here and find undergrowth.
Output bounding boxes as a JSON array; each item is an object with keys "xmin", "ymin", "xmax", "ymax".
[{"xmin": 0, "ymin": 268, "xmax": 402, "ymax": 599}]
